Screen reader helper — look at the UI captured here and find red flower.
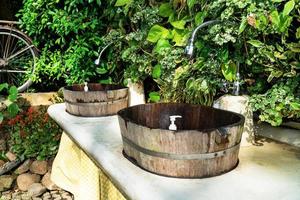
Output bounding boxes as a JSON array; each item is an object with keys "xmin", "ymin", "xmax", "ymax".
[{"xmin": 27, "ymin": 107, "xmax": 35, "ymax": 115}]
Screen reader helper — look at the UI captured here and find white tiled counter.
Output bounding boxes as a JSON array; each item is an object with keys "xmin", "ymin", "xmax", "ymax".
[{"xmin": 48, "ymin": 103, "xmax": 300, "ymax": 200}]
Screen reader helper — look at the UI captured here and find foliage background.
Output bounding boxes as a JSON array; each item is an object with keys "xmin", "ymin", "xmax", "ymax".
[{"xmin": 17, "ymin": 0, "xmax": 300, "ymax": 126}]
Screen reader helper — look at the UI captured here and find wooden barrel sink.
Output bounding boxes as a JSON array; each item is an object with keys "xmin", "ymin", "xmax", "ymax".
[
  {"xmin": 117, "ymin": 103, "xmax": 245, "ymax": 178},
  {"xmin": 63, "ymin": 83, "xmax": 128, "ymax": 117}
]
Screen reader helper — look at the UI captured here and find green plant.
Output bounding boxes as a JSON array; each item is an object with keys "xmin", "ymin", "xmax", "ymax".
[
  {"xmin": 19, "ymin": 0, "xmax": 300, "ymax": 125},
  {"xmin": 250, "ymin": 77, "xmax": 300, "ymax": 126},
  {"xmin": 19, "ymin": 1, "xmax": 123, "ymax": 86},
  {"xmin": 0, "ymin": 83, "xmax": 19, "ymax": 124},
  {"xmin": 5, "ymin": 106, "xmax": 61, "ymax": 160}
]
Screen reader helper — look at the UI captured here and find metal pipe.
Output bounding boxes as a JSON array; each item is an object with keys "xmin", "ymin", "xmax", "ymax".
[
  {"xmin": 185, "ymin": 20, "xmax": 220, "ymax": 58},
  {"xmin": 185, "ymin": 20, "xmax": 241, "ymax": 95},
  {"xmin": 94, "ymin": 42, "xmax": 113, "ymax": 65}
]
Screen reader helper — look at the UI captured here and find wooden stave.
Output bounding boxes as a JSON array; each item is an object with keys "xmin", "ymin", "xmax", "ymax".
[
  {"xmin": 117, "ymin": 103, "xmax": 245, "ymax": 178},
  {"xmin": 63, "ymin": 87, "xmax": 128, "ymax": 103},
  {"xmin": 119, "ymin": 118, "xmax": 243, "ymax": 177},
  {"xmin": 63, "ymin": 83, "xmax": 129, "ymax": 117},
  {"xmin": 65, "ymin": 97, "xmax": 128, "ymax": 117}
]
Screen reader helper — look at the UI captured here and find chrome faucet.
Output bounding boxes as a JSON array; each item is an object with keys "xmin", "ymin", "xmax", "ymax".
[
  {"xmin": 185, "ymin": 20, "xmax": 241, "ymax": 95},
  {"xmin": 185, "ymin": 20, "xmax": 220, "ymax": 58},
  {"xmin": 94, "ymin": 42, "xmax": 113, "ymax": 65},
  {"xmin": 232, "ymin": 63, "xmax": 241, "ymax": 96}
]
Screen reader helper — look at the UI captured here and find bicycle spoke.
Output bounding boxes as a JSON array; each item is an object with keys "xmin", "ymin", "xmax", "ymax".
[
  {"xmin": 0, "ymin": 69, "xmax": 27, "ymax": 73},
  {"xmin": 4, "ymin": 31, "xmax": 12, "ymax": 59},
  {"xmin": 6, "ymin": 45, "xmax": 34, "ymax": 62},
  {"xmin": 8, "ymin": 54, "xmax": 32, "ymax": 70},
  {"xmin": 0, "ymin": 35, "xmax": 4, "ymax": 58},
  {"xmin": 0, "ymin": 26, "xmax": 37, "ymax": 91}
]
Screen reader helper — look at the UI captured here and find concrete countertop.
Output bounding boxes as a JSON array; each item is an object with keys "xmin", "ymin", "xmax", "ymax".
[{"xmin": 48, "ymin": 103, "xmax": 300, "ymax": 200}]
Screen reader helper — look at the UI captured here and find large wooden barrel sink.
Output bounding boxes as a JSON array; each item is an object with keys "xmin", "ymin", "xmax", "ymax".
[
  {"xmin": 63, "ymin": 83, "xmax": 128, "ymax": 117},
  {"xmin": 118, "ymin": 103, "xmax": 245, "ymax": 178}
]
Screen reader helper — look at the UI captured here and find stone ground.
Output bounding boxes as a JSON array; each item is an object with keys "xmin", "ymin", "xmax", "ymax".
[
  {"xmin": 1, "ymin": 189, "xmax": 73, "ymax": 200},
  {"xmin": 0, "ymin": 152, "xmax": 74, "ymax": 200}
]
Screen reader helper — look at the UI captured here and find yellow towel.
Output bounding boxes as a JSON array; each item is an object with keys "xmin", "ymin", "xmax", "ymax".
[{"xmin": 51, "ymin": 132, "xmax": 127, "ymax": 200}]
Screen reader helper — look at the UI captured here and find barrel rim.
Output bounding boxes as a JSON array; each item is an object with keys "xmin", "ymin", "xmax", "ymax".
[
  {"xmin": 117, "ymin": 103, "xmax": 245, "ymax": 132},
  {"xmin": 63, "ymin": 83, "xmax": 128, "ymax": 93}
]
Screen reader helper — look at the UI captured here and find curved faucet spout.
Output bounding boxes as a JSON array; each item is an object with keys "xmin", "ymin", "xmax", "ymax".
[
  {"xmin": 185, "ymin": 20, "xmax": 220, "ymax": 58},
  {"xmin": 95, "ymin": 42, "xmax": 113, "ymax": 65}
]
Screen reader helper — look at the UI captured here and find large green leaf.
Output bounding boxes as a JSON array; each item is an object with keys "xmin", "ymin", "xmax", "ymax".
[
  {"xmin": 158, "ymin": 3, "xmax": 173, "ymax": 17},
  {"xmin": 187, "ymin": 0, "xmax": 197, "ymax": 9},
  {"xmin": 8, "ymin": 86, "xmax": 18, "ymax": 101},
  {"xmin": 247, "ymin": 40, "xmax": 264, "ymax": 48},
  {"xmin": 274, "ymin": 51, "xmax": 287, "ymax": 59},
  {"xmin": 172, "ymin": 29, "xmax": 189, "ymax": 46},
  {"xmin": 0, "ymin": 83, "xmax": 8, "ymax": 92},
  {"xmin": 170, "ymin": 20, "xmax": 186, "ymax": 30},
  {"xmin": 278, "ymin": 15, "xmax": 293, "ymax": 33},
  {"xmin": 100, "ymin": 77, "xmax": 112, "ymax": 84},
  {"xmin": 149, "ymin": 92, "xmax": 160, "ymax": 103},
  {"xmin": 115, "ymin": 0, "xmax": 132, "ymax": 6},
  {"xmin": 283, "ymin": 0, "xmax": 295, "ymax": 16},
  {"xmin": 96, "ymin": 67, "xmax": 108, "ymax": 74},
  {"xmin": 154, "ymin": 39, "xmax": 171, "ymax": 54},
  {"xmin": 290, "ymin": 102, "xmax": 300, "ymax": 110},
  {"xmin": 96, "ymin": 63, "xmax": 108, "ymax": 74},
  {"xmin": 270, "ymin": 10, "xmax": 280, "ymax": 27},
  {"xmin": 195, "ymin": 11, "xmax": 207, "ymax": 26},
  {"xmin": 147, "ymin": 25, "xmax": 170, "ymax": 43},
  {"xmin": 8, "ymin": 103, "xmax": 19, "ymax": 117},
  {"xmin": 221, "ymin": 61, "xmax": 237, "ymax": 82},
  {"xmin": 238, "ymin": 17, "xmax": 247, "ymax": 34},
  {"xmin": 152, "ymin": 64, "xmax": 162, "ymax": 79}
]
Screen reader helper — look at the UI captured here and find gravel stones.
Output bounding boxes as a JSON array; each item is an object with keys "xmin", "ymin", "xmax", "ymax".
[
  {"xmin": 0, "ymin": 158, "xmax": 74, "ymax": 200},
  {"xmin": 1, "ymin": 189, "xmax": 74, "ymax": 200},
  {"xmin": 17, "ymin": 173, "xmax": 41, "ymax": 191},
  {"xmin": 0, "ymin": 175, "xmax": 15, "ymax": 192},
  {"xmin": 30, "ymin": 160, "xmax": 48, "ymax": 175},
  {"xmin": 0, "ymin": 160, "xmax": 5, "ymax": 168},
  {"xmin": 15, "ymin": 159, "xmax": 33, "ymax": 174},
  {"xmin": 28, "ymin": 183, "xmax": 47, "ymax": 197},
  {"xmin": 5, "ymin": 151, "xmax": 17, "ymax": 161}
]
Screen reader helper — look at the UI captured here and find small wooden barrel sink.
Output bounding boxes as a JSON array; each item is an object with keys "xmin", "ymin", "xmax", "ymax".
[
  {"xmin": 63, "ymin": 83, "xmax": 128, "ymax": 117},
  {"xmin": 118, "ymin": 103, "xmax": 245, "ymax": 178}
]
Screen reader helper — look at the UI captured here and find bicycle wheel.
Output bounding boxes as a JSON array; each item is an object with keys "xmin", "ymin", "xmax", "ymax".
[{"xmin": 0, "ymin": 27, "xmax": 38, "ymax": 92}]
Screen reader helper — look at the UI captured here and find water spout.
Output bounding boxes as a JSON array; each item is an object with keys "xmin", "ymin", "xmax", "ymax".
[
  {"xmin": 185, "ymin": 20, "xmax": 241, "ymax": 95},
  {"xmin": 94, "ymin": 42, "xmax": 113, "ymax": 65},
  {"xmin": 185, "ymin": 20, "xmax": 220, "ymax": 58}
]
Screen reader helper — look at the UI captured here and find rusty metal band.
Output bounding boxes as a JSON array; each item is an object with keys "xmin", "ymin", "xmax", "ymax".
[
  {"xmin": 65, "ymin": 96, "xmax": 128, "ymax": 106},
  {"xmin": 122, "ymin": 136, "xmax": 240, "ymax": 160}
]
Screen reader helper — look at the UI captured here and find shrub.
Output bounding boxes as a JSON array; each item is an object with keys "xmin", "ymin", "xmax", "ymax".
[
  {"xmin": 4, "ymin": 106, "xmax": 61, "ymax": 160},
  {"xmin": 18, "ymin": 0, "xmax": 300, "ymax": 125},
  {"xmin": 0, "ymin": 83, "xmax": 19, "ymax": 124}
]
